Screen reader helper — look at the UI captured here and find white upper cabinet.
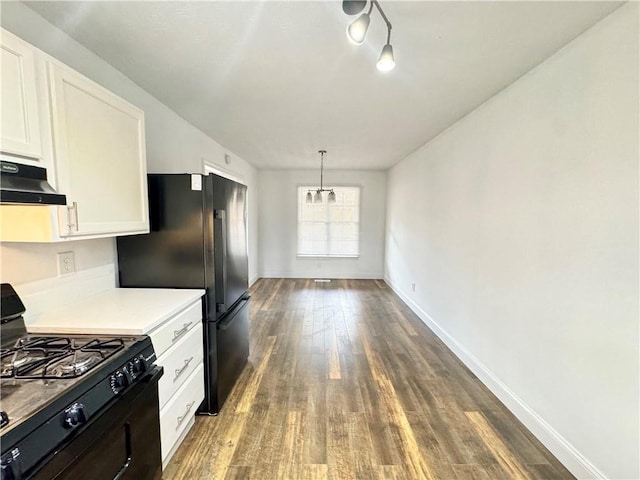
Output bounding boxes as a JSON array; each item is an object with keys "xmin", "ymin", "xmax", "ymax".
[
  {"xmin": 47, "ymin": 60, "xmax": 149, "ymax": 238},
  {"xmin": 0, "ymin": 28, "xmax": 149, "ymax": 241},
  {"xmin": 0, "ymin": 29, "xmax": 43, "ymax": 160}
]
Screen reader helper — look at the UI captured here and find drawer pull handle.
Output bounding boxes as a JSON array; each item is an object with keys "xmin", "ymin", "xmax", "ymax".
[
  {"xmin": 173, "ymin": 357, "xmax": 194, "ymax": 382},
  {"xmin": 172, "ymin": 322, "xmax": 193, "ymax": 342},
  {"xmin": 177, "ymin": 401, "xmax": 196, "ymax": 427}
]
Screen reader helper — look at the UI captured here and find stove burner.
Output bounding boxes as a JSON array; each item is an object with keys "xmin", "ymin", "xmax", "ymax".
[
  {"xmin": 53, "ymin": 355, "xmax": 100, "ymax": 376},
  {"xmin": 1, "ymin": 337, "xmax": 126, "ymax": 379}
]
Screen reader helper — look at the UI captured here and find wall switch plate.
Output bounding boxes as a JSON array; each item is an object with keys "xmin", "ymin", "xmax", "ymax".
[{"xmin": 57, "ymin": 251, "xmax": 75, "ymax": 276}]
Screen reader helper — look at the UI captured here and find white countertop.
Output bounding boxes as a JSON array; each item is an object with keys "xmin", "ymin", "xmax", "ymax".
[{"xmin": 27, "ymin": 288, "xmax": 205, "ymax": 336}]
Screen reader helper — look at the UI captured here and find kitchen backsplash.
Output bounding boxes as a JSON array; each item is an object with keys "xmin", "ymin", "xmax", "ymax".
[{"xmin": 0, "ymin": 238, "xmax": 116, "ymax": 286}]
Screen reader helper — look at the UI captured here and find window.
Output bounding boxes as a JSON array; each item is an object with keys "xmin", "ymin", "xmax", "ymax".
[{"xmin": 297, "ymin": 186, "xmax": 360, "ymax": 257}]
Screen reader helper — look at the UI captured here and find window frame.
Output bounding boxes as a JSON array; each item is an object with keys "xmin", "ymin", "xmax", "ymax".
[{"xmin": 296, "ymin": 184, "xmax": 361, "ymax": 259}]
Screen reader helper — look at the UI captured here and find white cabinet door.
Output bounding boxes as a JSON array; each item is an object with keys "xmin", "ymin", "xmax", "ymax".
[
  {"xmin": 47, "ymin": 60, "xmax": 149, "ymax": 237},
  {"xmin": 0, "ymin": 29, "xmax": 42, "ymax": 160}
]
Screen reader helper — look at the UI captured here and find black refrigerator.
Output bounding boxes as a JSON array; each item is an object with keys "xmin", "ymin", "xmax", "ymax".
[{"xmin": 117, "ymin": 173, "xmax": 249, "ymax": 415}]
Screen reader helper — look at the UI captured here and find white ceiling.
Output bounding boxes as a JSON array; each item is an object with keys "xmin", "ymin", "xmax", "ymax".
[{"xmin": 26, "ymin": 1, "xmax": 621, "ymax": 170}]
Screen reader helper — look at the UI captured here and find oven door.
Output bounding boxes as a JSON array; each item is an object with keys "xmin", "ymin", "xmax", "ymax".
[{"xmin": 29, "ymin": 367, "xmax": 163, "ymax": 480}]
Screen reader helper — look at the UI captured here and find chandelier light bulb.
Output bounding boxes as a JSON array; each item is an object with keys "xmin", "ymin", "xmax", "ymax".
[
  {"xmin": 328, "ymin": 190, "xmax": 337, "ymax": 204},
  {"xmin": 314, "ymin": 190, "xmax": 323, "ymax": 203},
  {"xmin": 376, "ymin": 44, "xmax": 395, "ymax": 71},
  {"xmin": 306, "ymin": 191, "xmax": 313, "ymax": 203},
  {"xmin": 347, "ymin": 13, "xmax": 370, "ymax": 45}
]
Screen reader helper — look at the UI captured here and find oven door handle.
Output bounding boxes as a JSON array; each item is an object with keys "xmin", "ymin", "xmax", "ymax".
[
  {"xmin": 113, "ymin": 455, "xmax": 132, "ymax": 480},
  {"xmin": 112, "ymin": 424, "xmax": 133, "ymax": 480}
]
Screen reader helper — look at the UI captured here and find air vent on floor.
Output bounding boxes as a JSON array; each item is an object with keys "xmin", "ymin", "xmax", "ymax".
[{"xmin": 314, "ymin": 279, "xmax": 331, "ymax": 283}]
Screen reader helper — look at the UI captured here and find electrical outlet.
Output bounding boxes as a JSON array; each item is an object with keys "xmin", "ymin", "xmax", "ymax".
[
  {"xmin": 57, "ymin": 251, "xmax": 75, "ymax": 276},
  {"xmin": 411, "ymin": 282, "xmax": 416, "ymax": 292}
]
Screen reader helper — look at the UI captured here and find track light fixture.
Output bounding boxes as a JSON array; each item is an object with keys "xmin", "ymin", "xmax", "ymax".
[
  {"xmin": 343, "ymin": 0, "xmax": 395, "ymax": 71},
  {"xmin": 342, "ymin": 0, "xmax": 367, "ymax": 15},
  {"xmin": 306, "ymin": 150, "xmax": 336, "ymax": 204}
]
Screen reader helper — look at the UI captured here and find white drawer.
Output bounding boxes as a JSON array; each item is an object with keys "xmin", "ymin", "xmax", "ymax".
[
  {"xmin": 160, "ymin": 362, "xmax": 204, "ymax": 463},
  {"xmin": 150, "ymin": 300, "xmax": 201, "ymax": 358},
  {"xmin": 157, "ymin": 322, "xmax": 203, "ymax": 409}
]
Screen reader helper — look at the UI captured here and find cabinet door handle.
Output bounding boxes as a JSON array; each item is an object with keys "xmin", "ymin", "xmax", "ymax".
[
  {"xmin": 67, "ymin": 201, "xmax": 79, "ymax": 232},
  {"xmin": 173, "ymin": 357, "xmax": 194, "ymax": 382},
  {"xmin": 176, "ymin": 401, "xmax": 195, "ymax": 428},
  {"xmin": 172, "ymin": 322, "xmax": 193, "ymax": 342}
]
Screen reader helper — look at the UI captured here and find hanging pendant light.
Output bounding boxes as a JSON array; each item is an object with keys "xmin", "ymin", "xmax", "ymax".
[
  {"xmin": 376, "ymin": 44, "xmax": 395, "ymax": 72},
  {"xmin": 308, "ymin": 150, "xmax": 334, "ymax": 204},
  {"xmin": 347, "ymin": 11, "xmax": 371, "ymax": 45}
]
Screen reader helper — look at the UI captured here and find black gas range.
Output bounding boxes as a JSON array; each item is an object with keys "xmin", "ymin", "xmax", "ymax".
[{"xmin": 0, "ymin": 284, "xmax": 163, "ymax": 480}]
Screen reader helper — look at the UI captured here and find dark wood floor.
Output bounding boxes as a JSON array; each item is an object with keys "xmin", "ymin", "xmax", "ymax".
[{"xmin": 164, "ymin": 279, "xmax": 574, "ymax": 480}]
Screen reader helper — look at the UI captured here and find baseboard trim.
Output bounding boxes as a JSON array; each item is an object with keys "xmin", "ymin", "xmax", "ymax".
[
  {"xmin": 260, "ymin": 272, "xmax": 383, "ymax": 279},
  {"xmin": 383, "ymin": 275, "xmax": 607, "ymax": 480},
  {"xmin": 249, "ymin": 274, "xmax": 260, "ymax": 287}
]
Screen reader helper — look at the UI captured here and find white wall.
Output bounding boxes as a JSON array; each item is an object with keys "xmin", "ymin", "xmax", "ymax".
[
  {"xmin": 0, "ymin": 2, "xmax": 259, "ymax": 286},
  {"xmin": 385, "ymin": 4, "xmax": 638, "ymax": 479},
  {"xmin": 259, "ymin": 169, "xmax": 385, "ymax": 279}
]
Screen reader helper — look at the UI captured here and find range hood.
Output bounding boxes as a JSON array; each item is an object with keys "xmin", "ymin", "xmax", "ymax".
[{"xmin": 0, "ymin": 160, "xmax": 67, "ymax": 205}]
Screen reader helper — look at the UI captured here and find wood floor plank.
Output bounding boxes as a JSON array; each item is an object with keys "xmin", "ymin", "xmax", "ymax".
[
  {"xmin": 234, "ymin": 335, "xmax": 276, "ymax": 413},
  {"xmin": 358, "ymin": 322, "xmax": 436, "ymax": 479},
  {"xmin": 465, "ymin": 411, "xmax": 531, "ymax": 480},
  {"xmin": 302, "ymin": 379, "xmax": 327, "ymax": 465},
  {"xmin": 276, "ymin": 411, "xmax": 304, "ymax": 479},
  {"xmin": 164, "ymin": 279, "xmax": 575, "ymax": 480}
]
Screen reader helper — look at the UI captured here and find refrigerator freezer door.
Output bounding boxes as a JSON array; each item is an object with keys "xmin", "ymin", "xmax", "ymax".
[
  {"xmin": 198, "ymin": 297, "xmax": 249, "ymax": 415},
  {"xmin": 216, "ymin": 297, "xmax": 250, "ymax": 409}
]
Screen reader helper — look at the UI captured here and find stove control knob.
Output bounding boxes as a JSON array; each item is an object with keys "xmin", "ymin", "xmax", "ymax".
[
  {"xmin": 1, "ymin": 448, "xmax": 20, "ymax": 480},
  {"xmin": 0, "ymin": 411, "xmax": 9, "ymax": 428},
  {"xmin": 110, "ymin": 370, "xmax": 129, "ymax": 395},
  {"xmin": 128, "ymin": 356, "xmax": 145, "ymax": 379},
  {"xmin": 62, "ymin": 403, "xmax": 86, "ymax": 429}
]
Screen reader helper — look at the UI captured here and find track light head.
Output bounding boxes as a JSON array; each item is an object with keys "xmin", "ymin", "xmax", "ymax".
[
  {"xmin": 376, "ymin": 44, "xmax": 395, "ymax": 72},
  {"xmin": 342, "ymin": 0, "xmax": 367, "ymax": 15},
  {"xmin": 347, "ymin": 13, "xmax": 371, "ymax": 45},
  {"xmin": 343, "ymin": 1, "xmax": 396, "ymax": 70}
]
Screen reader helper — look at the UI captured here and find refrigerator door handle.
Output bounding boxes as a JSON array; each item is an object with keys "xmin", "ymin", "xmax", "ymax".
[
  {"xmin": 217, "ymin": 298, "xmax": 249, "ymax": 331},
  {"xmin": 215, "ymin": 209, "xmax": 227, "ymax": 314}
]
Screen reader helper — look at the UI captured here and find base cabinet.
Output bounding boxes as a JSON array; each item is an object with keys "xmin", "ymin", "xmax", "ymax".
[
  {"xmin": 147, "ymin": 298, "xmax": 204, "ymax": 467},
  {"xmin": 160, "ymin": 364, "xmax": 205, "ymax": 465}
]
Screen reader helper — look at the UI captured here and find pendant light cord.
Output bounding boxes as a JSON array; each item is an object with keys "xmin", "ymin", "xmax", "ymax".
[{"xmin": 319, "ymin": 150, "xmax": 326, "ymax": 191}]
